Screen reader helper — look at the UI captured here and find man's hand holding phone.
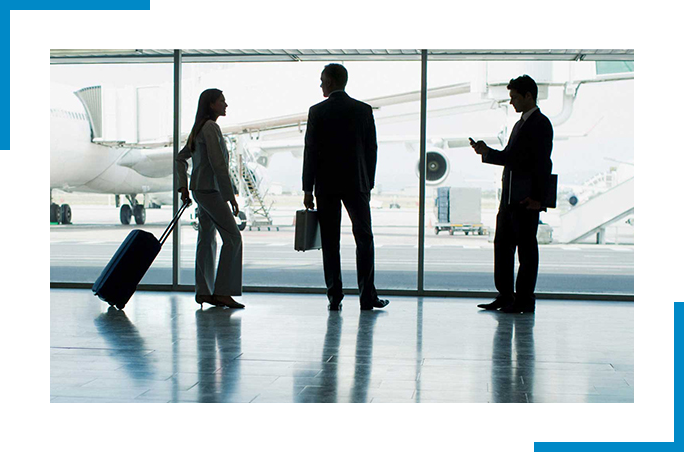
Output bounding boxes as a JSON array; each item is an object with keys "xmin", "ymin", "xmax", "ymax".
[{"xmin": 469, "ymin": 137, "xmax": 488, "ymax": 155}]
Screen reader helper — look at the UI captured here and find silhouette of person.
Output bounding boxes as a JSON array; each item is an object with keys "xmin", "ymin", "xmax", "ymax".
[
  {"xmin": 177, "ymin": 88, "xmax": 244, "ymax": 309},
  {"xmin": 302, "ymin": 63, "xmax": 389, "ymax": 311},
  {"xmin": 471, "ymin": 75, "xmax": 553, "ymax": 313}
]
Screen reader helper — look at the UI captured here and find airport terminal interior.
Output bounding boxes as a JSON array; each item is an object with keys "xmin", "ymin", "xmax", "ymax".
[
  {"xmin": 50, "ymin": 49, "xmax": 634, "ymax": 403},
  {"xmin": 51, "ymin": 290, "xmax": 633, "ymax": 403}
]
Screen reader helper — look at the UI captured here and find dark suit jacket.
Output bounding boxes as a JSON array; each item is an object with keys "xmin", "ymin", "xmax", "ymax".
[
  {"xmin": 482, "ymin": 109, "xmax": 553, "ymax": 208},
  {"xmin": 302, "ymin": 91, "xmax": 378, "ymax": 196}
]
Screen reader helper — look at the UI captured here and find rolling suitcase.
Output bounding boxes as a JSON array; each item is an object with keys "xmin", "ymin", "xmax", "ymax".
[
  {"xmin": 294, "ymin": 209, "xmax": 321, "ymax": 251},
  {"xmin": 92, "ymin": 201, "xmax": 190, "ymax": 309}
]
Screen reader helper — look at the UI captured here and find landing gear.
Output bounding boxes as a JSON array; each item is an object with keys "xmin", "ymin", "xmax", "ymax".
[
  {"xmin": 119, "ymin": 195, "xmax": 146, "ymax": 225},
  {"xmin": 60, "ymin": 204, "xmax": 72, "ymax": 224},
  {"xmin": 120, "ymin": 204, "xmax": 132, "ymax": 225},
  {"xmin": 49, "ymin": 198, "xmax": 71, "ymax": 225},
  {"xmin": 50, "ymin": 203, "xmax": 61, "ymax": 223},
  {"xmin": 133, "ymin": 205, "xmax": 146, "ymax": 225}
]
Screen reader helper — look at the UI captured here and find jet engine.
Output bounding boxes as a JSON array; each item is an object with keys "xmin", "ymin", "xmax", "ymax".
[{"xmin": 415, "ymin": 148, "xmax": 450, "ymax": 186}]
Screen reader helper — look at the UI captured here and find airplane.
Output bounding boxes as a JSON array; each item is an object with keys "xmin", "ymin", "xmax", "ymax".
[
  {"xmin": 50, "ymin": 64, "xmax": 633, "ymax": 227},
  {"xmin": 562, "ymin": 158, "xmax": 634, "ymax": 207}
]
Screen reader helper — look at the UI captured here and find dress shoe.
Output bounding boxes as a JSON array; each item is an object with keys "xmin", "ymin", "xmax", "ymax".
[
  {"xmin": 500, "ymin": 304, "xmax": 535, "ymax": 314},
  {"xmin": 360, "ymin": 298, "xmax": 390, "ymax": 310},
  {"xmin": 328, "ymin": 301, "xmax": 342, "ymax": 311},
  {"xmin": 212, "ymin": 295, "xmax": 245, "ymax": 309},
  {"xmin": 196, "ymin": 295, "xmax": 216, "ymax": 308},
  {"xmin": 477, "ymin": 297, "xmax": 511, "ymax": 310}
]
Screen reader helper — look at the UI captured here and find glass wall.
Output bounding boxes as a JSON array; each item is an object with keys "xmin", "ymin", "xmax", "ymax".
[
  {"xmin": 50, "ymin": 63, "xmax": 174, "ymax": 284},
  {"xmin": 49, "ymin": 52, "xmax": 634, "ymax": 298},
  {"xmin": 423, "ymin": 60, "xmax": 634, "ymax": 295},
  {"xmin": 179, "ymin": 60, "xmax": 421, "ymax": 291}
]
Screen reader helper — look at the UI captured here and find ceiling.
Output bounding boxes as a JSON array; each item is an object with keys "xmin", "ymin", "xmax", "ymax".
[{"xmin": 50, "ymin": 49, "xmax": 634, "ymax": 64}]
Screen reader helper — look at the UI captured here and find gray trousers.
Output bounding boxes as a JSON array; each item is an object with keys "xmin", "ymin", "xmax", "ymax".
[{"xmin": 192, "ymin": 190, "xmax": 242, "ymax": 296}]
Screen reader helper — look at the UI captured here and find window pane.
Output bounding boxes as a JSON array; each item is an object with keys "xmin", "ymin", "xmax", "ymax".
[
  {"xmin": 50, "ymin": 62, "xmax": 174, "ymax": 285},
  {"xmin": 424, "ymin": 60, "xmax": 634, "ymax": 295},
  {"xmin": 179, "ymin": 60, "xmax": 421, "ymax": 291}
]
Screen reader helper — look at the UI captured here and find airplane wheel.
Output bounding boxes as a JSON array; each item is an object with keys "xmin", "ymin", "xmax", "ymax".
[
  {"xmin": 133, "ymin": 205, "xmax": 146, "ymax": 225},
  {"xmin": 236, "ymin": 211, "xmax": 247, "ymax": 231},
  {"xmin": 60, "ymin": 204, "xmax": 72, "ymax": 224},
  {"xmin": 50, "ymin": 203, "xmax": 61, "ymax": 223},
  {"xmin": 120, "ymin": 205, "xmax": 132, "ymax": 225},
  {"xmin": 434, "ymin": 228, "xmax": 439, "ymax": 235}
]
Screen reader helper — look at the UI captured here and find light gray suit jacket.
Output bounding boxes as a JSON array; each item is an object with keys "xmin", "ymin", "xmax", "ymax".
[{"xmin": 176, "ymin": 120, "xmax": 235, "ymax": 201}]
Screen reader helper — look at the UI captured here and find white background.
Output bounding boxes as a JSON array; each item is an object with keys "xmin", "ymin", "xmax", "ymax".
[{"xmin": 5, "ymin": 1, "xmax": 678, "ymax": 450}]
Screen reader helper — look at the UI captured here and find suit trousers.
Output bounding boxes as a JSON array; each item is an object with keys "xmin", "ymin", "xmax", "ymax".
[
  {"xmin": 493, "ymin": 206, "xmax": 540, "ymax": 305},
  {"xmin": 316, "ymin": 192, "xmax": 378, "ymax": 306},
  {"xmin": 192, "ymin": 190, "xmax": 242, "ymax": 297}
]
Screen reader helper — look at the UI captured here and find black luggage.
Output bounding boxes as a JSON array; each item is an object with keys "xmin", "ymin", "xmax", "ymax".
[
  {"xmin": 92, "ymin": 202, "xmax": 190, "ymax": 309},
  {"xmin": 294, "ymin": 209, "xmax": 321, "ymax": 251}
]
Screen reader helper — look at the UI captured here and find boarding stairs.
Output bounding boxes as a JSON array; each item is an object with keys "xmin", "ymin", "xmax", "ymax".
[
  {"xmin": 559, "ymin": 177, "xmax": 634, "ymax": 243},
  {"xmin": 228, "ymin": 137, "xmax": 274, "ymax": 228}
]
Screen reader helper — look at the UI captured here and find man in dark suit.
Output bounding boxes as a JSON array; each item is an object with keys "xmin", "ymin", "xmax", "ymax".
[
  {"xmin": 470, "ymin": 75, "xmax": 553, "ymax": 313},
  {"xmin": 302, "ymin": 63, "xmax": 389, "ymax": 311}
]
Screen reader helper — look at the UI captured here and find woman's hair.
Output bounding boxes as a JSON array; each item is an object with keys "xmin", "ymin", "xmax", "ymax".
[{"xmin": 187, "ymin": 88, "xmax": 223, "ymax": 151}]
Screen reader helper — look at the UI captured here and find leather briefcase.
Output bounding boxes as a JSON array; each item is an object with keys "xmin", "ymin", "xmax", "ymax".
[{"xmin": 294, "ymin": 209, "xmax": 322, "ymax": 251}]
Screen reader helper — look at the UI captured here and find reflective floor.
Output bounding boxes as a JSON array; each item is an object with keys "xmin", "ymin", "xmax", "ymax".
[{"xmin": 50, "ymin": 289, "xmax": 633, "ymax": 403}]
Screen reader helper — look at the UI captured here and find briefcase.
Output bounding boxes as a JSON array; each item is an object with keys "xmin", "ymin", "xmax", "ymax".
[
  {"xmin": 92, "ymin": 201, "xmax": 190, "ymax": 309},
  {"xmin": 508, "ymin": 172, "xmax": 558, "ymax": 209},
  {"xmin": 294, "ymin": 209, "xmax": 322, "ymax": 251}
]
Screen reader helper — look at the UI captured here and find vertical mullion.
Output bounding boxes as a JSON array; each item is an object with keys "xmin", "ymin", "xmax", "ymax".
[
  {"xmin": 417, "ymin": 50, "xmax": 428, "ymax": 293},
  {"xmin": 172, "ymin": 50, "xmax": 182, "ymax": 289}
]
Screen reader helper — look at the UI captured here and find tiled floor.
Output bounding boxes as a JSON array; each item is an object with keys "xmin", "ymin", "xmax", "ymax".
[{"xmin": 50, "ymin": 289, "xmax": 633, "ymax": 403}]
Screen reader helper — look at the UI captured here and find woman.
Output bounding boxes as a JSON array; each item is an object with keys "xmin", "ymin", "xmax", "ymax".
[{"xmin": 176, "ymin": 88, "xmax": 244, "ymax": 309}]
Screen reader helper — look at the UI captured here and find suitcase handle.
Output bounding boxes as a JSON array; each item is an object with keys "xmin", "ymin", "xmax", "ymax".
[{"xmin": 159, "ymin": 200, "xmax": 191, "ymax": 246}]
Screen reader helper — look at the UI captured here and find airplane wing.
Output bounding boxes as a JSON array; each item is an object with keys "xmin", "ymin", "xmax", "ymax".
[{"xmin": 220, "ymin": 82, "xmax": 472, "ymax": 136}]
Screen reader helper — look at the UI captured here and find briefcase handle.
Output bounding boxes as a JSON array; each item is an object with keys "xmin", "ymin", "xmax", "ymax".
[{"xmin": 159, "ymin": 200, "xmax": 191, "ymax": 246}]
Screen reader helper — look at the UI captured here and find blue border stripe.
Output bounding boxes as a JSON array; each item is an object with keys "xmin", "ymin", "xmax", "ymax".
[
  {"xmin": 9, "ymin": 2, "xmax": 150, "ymax": 10},
  {"xmin": 536, "ymin": 303, "xmax": 678, "ymax": 450},
  {"xmin": 4, "ymin": 1, "xmax": 150, "ymax": 150}
]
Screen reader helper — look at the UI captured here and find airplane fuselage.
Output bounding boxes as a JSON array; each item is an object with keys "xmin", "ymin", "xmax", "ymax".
[{"xmin": 50, "ymin": 108, "xmax": 172, "ymax": 196}]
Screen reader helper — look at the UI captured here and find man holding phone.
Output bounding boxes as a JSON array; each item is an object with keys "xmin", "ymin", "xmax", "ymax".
[{"xmin": 470, "ymin": 75, "xmax": 553, "ymax": 314}]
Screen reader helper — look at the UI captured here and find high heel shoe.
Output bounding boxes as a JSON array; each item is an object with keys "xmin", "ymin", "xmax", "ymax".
[
  {"xmin": 212, "ymin": 295, "xmax": 245, "ymax": 309},
  {"xmin": 195, "ymin": 295, "xmax": 214, "ymax": 308}
]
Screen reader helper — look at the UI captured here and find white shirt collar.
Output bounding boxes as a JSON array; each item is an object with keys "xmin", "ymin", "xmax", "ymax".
[
  {"xmin": 522, "ymin": 106, "xmax": 539, "ymax": 122},
  {"xmin": 328, "ymin": 89, "xmax": 345, "ymax": 96}
]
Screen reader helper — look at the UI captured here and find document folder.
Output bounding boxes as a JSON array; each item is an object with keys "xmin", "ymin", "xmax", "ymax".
[{"xmin": 508, "ymin": 172, "xmax": 558, "ymax": 209}]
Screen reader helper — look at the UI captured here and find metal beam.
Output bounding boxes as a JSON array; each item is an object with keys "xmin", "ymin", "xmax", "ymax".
[
  {"xmin": 417, "ymin": 50, "xmax": 427, "ymax": 292},
  {"xmin": 172, "ymin": 50, "xmax": 182, "ymax": 289}
]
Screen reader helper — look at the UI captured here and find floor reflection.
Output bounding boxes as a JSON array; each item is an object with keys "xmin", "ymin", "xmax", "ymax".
[
  {"xmin": 293, "ymin": 310, "xmax": 387, "ymax": 403},
  {"xmin": 489, "ymin": 312, "xmax": 536, "ymax": 403},
  {"xmin": 94, "ymin": 306, "xmax": 154, "ymax": 380},
  {"xmin": 195, "ymin": 307, "xmax": 242, "ymax": 402},
  {"xmin": 294, "ymin": 311, "xmax": 343, "ymax": 402},
  {"xmin": 351, "ymin": 311, "xmax": 385, "ymax": 402}
]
